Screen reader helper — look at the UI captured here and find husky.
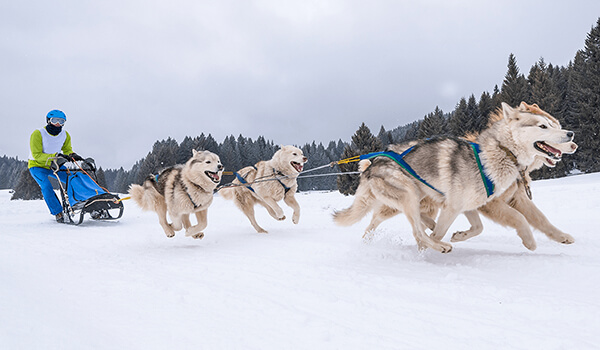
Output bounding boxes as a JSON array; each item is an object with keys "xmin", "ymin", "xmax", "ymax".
[
  {"xmin": 451, "ymin": 138, "xmax": 577, "ymax": 249},
  {"xmin": 360, "ymin": 105, "xmax": 578, "ymax": 250},
  {"xmin": 219, "ymin": 145, "xmax": 307, "ymax": 233},
  {"xmin": 333, "ymin": 102, "xmax": 574, "ymax": 253},
  {"xmin": 129, "ymin": 150, "xmax": 223, "ymax": 239}
]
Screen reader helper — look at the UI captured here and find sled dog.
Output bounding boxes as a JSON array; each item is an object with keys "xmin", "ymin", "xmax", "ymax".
[
  {"xmin": 129, "ymin": 150, "xmax": 223, "ymax": 239},
  {"xmin": 359, "ymin": 104, "xmax": 578, "ymax": 250},
  {"xmin": 220, "ymin": 145, "xmax": 307, "ymax": 233},
  {"xmin": 451, "ymin": 138, "xmax": 577, "ymax": 250},
  {"xmin": 361, "ymin": 138, "xmax": 577, "ymax": 250},
  {"xmin": 333, "ymin": 102, "xmax": 574, "ymax": 253}
]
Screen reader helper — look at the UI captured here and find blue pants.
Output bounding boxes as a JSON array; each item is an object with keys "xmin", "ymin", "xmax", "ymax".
[{"xmin": 29, "ymin": 167, "xmax": 68, "ymax": 215}]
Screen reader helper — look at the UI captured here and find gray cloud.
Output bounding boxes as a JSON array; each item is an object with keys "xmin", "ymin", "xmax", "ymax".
[{"xmin": 2, "ymin": 0, "xmax": 599, "ymax": 169}]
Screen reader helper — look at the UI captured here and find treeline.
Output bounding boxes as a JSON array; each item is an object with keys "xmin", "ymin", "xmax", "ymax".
[
  {"xmin": 102, "ymin": 134, "xmax": 349, "ymax": 192},
  {"xmin": 0, "ymin": 156, "xmax": 26, "ymax": 189},
  {"xmin": 4, "ymin": 18, "xmax": 600, "ymax": 195}
]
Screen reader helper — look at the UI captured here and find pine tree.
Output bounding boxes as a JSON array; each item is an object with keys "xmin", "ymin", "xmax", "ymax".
[
  {"xmin": 478, "ymin": 91, "xmax": 494, "ymax": 130},
  {"xmin": 377, "ymin": 126, "xmax": 393, "ymax": 147},
  {"xmin": 95, "ymin": 167, "xmax": 108, "ymax": 189},
  {"xmin": 418, "ymin": 106, "xmax": 445, "ymax": 138},
  {"xmin": 501, "ymin": 54, "xmax": 529, "ymax": 106},
  {"xmin": 491, "ymin": 85, "xmax": 502, "ymax": 112},
  {"xmin": 465, "ymin": 94, "xmax": 481, "ymax": 134},
  {"xmin": 337, "ymin": 123, "xmax": 382, "ymax": 195},
  {"xmin": 528, "ymin": 57, "xmax": 559, "ymax": 113},
  {"xmin": 448, "ymin": 97, "xmax": 469, "ymax": 136},
  {"xmin": 11, "ymin": 169, "xmax": 43, "ymax": 200}
]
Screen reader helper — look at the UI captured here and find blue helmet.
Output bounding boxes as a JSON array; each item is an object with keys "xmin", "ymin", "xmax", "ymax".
[{"xmin": 46, "ymin": 110, "xmax": 66, "ymax": 123}]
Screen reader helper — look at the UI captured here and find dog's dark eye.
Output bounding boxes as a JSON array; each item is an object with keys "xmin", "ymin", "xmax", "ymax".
[
  {"xmin": 293, "ymin": 153, "xmax": 297, "ymax": 156},
  {"xmin": 206, "ymin": 161, "xmax": 211, "ymax": 164},
  {"xmin": 539, "ymin": 125, "xmax": 548, "ymax": 129}
]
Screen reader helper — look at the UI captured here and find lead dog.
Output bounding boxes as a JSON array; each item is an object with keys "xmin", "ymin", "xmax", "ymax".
[
  {"xmin": 333, "ymin": 102, "xmax": 574, "ymax": 253},
  {"xmin": 361, "ymin": 139, "xmax": 577, "ymax": 250},
  {"xmin": 129, "ymin": 150, "xmax": 223, "ymax": 239},
  {"xmin": 220, "ymin": 145, "xmax": 307, "ymax": 233}
]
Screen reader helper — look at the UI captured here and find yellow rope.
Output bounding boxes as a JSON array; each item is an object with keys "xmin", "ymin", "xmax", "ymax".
[{"xmin": 336, "ymin": 156, "xmax": 361, "ymax": 165}]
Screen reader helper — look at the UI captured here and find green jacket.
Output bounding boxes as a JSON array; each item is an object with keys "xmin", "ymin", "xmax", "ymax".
[{"xmin": 28, "ymin": 128, "xmax": 74, "ymax": 169}]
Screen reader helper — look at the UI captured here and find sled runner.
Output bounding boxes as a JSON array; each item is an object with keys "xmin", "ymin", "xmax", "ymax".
[{"xmin": 50, "ymin": 155, "xmax": 124, "ymax": 225}]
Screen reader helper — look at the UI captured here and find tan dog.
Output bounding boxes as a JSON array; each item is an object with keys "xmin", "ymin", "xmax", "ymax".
[
  {"xmin": 129, "ymin": 150, "xmax": 223, "ymax": 239},
  {"xmin": 220, "ymin": 145, "xmax": 307, "ymax": 233},
  {"xmin": 333, "ymin": 102, "xmax": 574, "ymax": 253}
]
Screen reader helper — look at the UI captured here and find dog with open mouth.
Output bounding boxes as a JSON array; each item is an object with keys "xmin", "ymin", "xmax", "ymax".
[
  {"xmin": 220, "ymin": 145, "xmax": 307, "ymax": 233},
  {"xmin": 333, "ymin": 102, "xmax": 574, "ymax": 253},
  {"xmin": 357, "ymin": 103, "xmax": 578, "ymax": 250},
  {"xmin": 129, "ymin": 149, "xmax": 223, "ymax": 239}
]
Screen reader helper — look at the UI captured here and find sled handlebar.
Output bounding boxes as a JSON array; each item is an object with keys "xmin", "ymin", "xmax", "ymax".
[{"xmin": 50, "ymin": 156, "xmax": 97, "ymax": 172}]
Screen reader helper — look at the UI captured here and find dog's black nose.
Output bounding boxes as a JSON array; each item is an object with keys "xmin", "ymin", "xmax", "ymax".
[
  {"xmin": 567, "ymin": 131, "xmax": 574, "ymax": 139},
  {"xmin": 218, "ymin": 164, "xmax": 223, "ymax": 170}
]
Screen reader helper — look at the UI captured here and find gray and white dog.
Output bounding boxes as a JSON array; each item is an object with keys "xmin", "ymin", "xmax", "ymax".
[
  {"xmin": 333, "ymin": 102, "xmax": 574, "ymax": 253},
  {"xmin": 129, "ymin": 150, "xmax": 223, "ymax": 239}
]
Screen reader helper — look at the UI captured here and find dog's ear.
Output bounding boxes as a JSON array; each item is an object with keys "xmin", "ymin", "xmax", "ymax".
[
  {"xmin": 518, "ymin": 101, "xmax": 530, "ymax": 111},
  {"xmin": 501, "ymin": 102, "xmax": 515, "ymax": 120},
  {"xmin": 192, "ymin": 149, "xmax": 198, "ymax": 156}
]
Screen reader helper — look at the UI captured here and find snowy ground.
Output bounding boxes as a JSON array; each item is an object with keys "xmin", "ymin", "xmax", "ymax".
[{"xmin": 1, "ymin": 173, "xmax": 599, "ymax": 350}]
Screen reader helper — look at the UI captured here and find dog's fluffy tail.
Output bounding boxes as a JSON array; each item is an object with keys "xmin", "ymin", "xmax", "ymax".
[
  {"xmin": 128, "ymin": 182, "xmax": 160, "ymax": 212},
  {"xmin": 332, "ymin": 185, "xmax": 374, "ymax": 226}
]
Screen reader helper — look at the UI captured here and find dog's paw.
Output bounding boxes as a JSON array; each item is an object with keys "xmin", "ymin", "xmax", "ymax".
[
  {"xmin": 428, "ymin": 241, "xmax": 453, "ymax": 253},
  {"xmin": 451, "ymin": 231, "xmax": 469, "ymax": 242},
  {"xmin": 192, "ymin": 232, "xmax": 204, "ymax": 240},
  {"xmin": 439, "ymin": 243, "xmax": 453, "ymax": 254},
  {"xmin": 277, "ymin": 215, "xmax": 286, "ymax": 221},
  {"xmin": 521, "ymin": 238, "xmax": 537, "ymax": 251},
  {"xmin": 559, "ymin": 234, "xmax": 575, "ymax": 244},
  {"xmin": 165, "ymin": 231, "xmax": 175, "ymax": 238},
  {"xmin": 292, "ymin": 214, "xmax": 299, "ymax": 224}
]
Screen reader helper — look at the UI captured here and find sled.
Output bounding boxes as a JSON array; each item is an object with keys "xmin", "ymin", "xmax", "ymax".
[{"xmin": 50, "ymin": 156, "xmax": 124, "ymax": 225}]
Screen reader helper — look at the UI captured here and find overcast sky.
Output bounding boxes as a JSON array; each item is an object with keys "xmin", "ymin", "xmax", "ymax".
[{"xmin": 2, "ymin": 1, "xmax": 599, "ymax": 169}]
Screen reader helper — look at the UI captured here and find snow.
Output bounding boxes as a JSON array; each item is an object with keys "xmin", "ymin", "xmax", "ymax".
[{"xmin": 1, "ymin": 173, "xmax": 600, "ymax": 349}]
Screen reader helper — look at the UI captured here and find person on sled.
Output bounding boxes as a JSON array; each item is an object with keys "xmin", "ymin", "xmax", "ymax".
[{"xmin": 28, "ymin": 110, "xmax": 84, "ymax": 222}]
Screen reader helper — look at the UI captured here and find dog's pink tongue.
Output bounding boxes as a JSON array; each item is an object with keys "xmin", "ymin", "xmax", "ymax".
[{"xmin": 546, "ymin": 144, "xmax": 561, "ymax": 156}]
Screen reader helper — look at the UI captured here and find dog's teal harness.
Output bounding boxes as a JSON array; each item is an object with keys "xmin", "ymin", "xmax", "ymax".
[
  {"xmin": 361, "ymin": 142, "xmax": 495, "ymax": 198},
  {"xmin": 469, "ymin": 142, "xmax": 495, "ymax": 197}
]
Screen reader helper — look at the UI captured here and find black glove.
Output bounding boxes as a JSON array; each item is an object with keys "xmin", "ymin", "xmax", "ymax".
[
  {"xmin": 84, "ymin": 158, "xmax": 96, "ymax": 171},
  {"xmin": 70, "ymin": 153, "xmax": 84, "ymax": 161},
  {"xmin": 56, "ymin": 153, "xmax": 69, "ymax": 160}
]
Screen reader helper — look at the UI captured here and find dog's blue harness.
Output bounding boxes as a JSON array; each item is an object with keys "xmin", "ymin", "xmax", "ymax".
[
  {"xmin": 361, "ymin": 142, "xmax": 495, "ymax": 198},
  {"xmin": 235, "ymin": 166, "xmax": 258, "ymax": 193},
  {"xmin": 361, "ymin": 147, "xmax": 445, "ymax": 196}
]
